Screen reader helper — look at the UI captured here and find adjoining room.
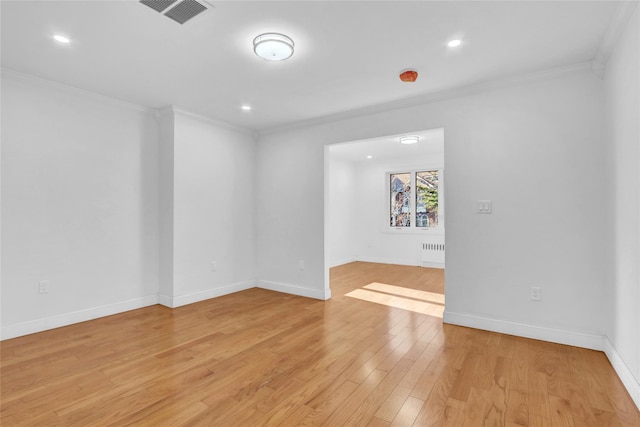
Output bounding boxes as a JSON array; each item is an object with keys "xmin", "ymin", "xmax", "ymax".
[{"xmin": 326, "ymin": 130, "xmax": 445, "ymax": 319}]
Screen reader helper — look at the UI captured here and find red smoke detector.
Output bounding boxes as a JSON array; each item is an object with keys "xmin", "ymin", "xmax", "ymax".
[{"xmin": 399, "ymin": 69, "xmax": 418, "ymax": 82}]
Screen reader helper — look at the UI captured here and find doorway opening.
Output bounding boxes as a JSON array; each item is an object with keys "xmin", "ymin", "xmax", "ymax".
[{"xmin": 324, "ymin": 129, "xmax": 445, "ymax": 318}]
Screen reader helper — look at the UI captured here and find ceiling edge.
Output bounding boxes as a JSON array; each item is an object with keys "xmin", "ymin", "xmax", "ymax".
[
  {"xmin": 0, "ymin": 68, "xmax": 257, "ymax": 139},
  {"xmin": 0, "ymin": 67, "xmax": 153, "ymax": 114},
  {"xmin": 592, "ymin": 0, "xmax": 639, "ymax": 78},
  {"xmin": 258, "ymin": 61, "xmax": 593, "ymax": 137},
  {"xmin": 169, "ymin": 106, "xmax": 257, "ymax": 139}
]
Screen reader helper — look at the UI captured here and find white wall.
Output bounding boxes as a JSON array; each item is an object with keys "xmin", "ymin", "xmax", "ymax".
[
  {"xmin": 256, "ymin": 135, "xmax": 329, "ymax": 299},
  {"xmin": 604, "ymin": 4, "xmax": 640, "ymax": 407},
  {"xmin": 326, "ymin": 157, "xmax": 358, "ymax": 267},
  {"xmin": 352, "ymin": 154, "xmax": 444, "ymax": 267},
  {"xmin": 166, "ymin": 110, "xmax": 256, "ymax": 306},
  {"xmin": 257, "ymin": 66, "xmax": 606, "ymax": 346},
  {"xmin": 1, "ymin": 72, "xmax": 159, "ymax": 338},
  {"xmin": 0, "ymin": 74, "xmax": 258, "ymax": 335}
]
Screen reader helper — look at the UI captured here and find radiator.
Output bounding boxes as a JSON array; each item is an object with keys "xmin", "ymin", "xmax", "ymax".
[{"xmin": 421, "ymin": 240, "xmax": 445, "ymax": 268}]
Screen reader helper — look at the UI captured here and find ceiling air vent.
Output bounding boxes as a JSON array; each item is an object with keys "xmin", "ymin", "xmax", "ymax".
[
  {"xmin": 140, "ymin": 0, "xmax": 210, "ymax": 25},
  {"xmin": 140, "ymin": 0, "xmax": 176, "ymax": 13}
]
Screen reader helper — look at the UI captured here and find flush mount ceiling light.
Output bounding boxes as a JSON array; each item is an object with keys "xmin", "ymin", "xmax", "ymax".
[
  {"xmin": 399, "ymin": 136, "xmax": 420, "ymax": 145},
  {"xmin": 253, "ymin": 33, "xmax": 294, "ymax": 61},
  {"xmin": 448, "ymin": 39, "xmax": 462, "ymax": 48},
  {"xmin": 53, "ymin": 34, "xmax": 70, "ymax": 44},
  {"xmin": 241, "ymin": 105, "xmax": 252, "ymax": 111}
]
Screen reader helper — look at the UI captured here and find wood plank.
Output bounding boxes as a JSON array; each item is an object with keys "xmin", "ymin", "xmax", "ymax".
[
  {"xmin": 0, "ymin": 262, "xmax": 636, "ymax": 426},
  {"xmin": 390, "ymin": 395, "xmax": 424, "ymax": 427},
  {"xmin": 376, "ymin": 386, "xmax": 412, "ymax": 422},
  {"xmin": 506, "ymin": 389, "xmax": 529, "ymax": 426},
  {"xmin": 549, "ymin": 395, "xmax": 575, "ymax": 427}
]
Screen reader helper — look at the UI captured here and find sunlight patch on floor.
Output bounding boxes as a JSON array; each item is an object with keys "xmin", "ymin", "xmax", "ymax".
[
  {"xmin": 363, "ymin": 282, "xmax": 444, "ymax": 305},
  {"xmin": 345, "ymin": 285, "xmax": 444, "ymax": 318}
]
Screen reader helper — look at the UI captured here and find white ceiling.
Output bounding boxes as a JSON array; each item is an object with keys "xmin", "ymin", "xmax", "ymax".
[
  {"xmin": 329, "ymin": 128, "xmax": 444, "ymax": 164},
  {"xmin": 1, "ymin": 1, "xmax": 621, "ymax": 132}
]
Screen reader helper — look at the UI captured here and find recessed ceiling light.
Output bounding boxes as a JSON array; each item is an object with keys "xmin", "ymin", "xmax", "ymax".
[
  {"xmin": 53, "ymin": 34, "xmax": 70, "ymax": 44},
  {"xmin": 253, "ymin": 33, "xmax": 294, "ymax": 61},
  {"xmin": 241, "ymin": 105, "xmax": 252, "ymax": 111},
  {"xmin": 399, "ymin": 136, "xmax": 419, "ymax": 145},
  {"xmin": 447, "ymin": 39, "xmax": 462, "ymax": 48},
  {"xmin": 366, "ymin": 155, "xmax": 373, "ymax": 159}
]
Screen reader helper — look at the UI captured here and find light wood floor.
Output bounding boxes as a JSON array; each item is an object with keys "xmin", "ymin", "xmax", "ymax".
[{"xmin": 1, "ymin": 262, "xmax": 638, "ymax": 426}]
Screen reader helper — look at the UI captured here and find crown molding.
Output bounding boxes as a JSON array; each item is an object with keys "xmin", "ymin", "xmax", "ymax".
[
  {"xmin": 168, "ymin": 106, "xmax": 257, "ymax": 139},
  {"xmin": 1, "ymin": 68, "xmax": 256, "ymax": 137},
  {"xmin": 259, "ymin": 61, "xmax": 593, "ymax": 137},
  {"xmin": 592, "ymin": 0, "xmax": 639, "ymax": 79},
  {"xmin": 1, "ymin": 67, "xmax": 153, "ymax": 114}
]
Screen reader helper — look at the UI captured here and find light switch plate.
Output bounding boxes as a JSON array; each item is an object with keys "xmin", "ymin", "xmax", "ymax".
[
  {"xmin": 39, "ymin": 280, "xmax": 49, "ymax": 294},
  {"xmin": 477, "ymin": 200, "xmax": 493, "ymax": 214}
]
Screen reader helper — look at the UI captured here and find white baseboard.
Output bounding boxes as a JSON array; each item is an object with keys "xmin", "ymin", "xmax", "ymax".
[
  {"xmin": 357, "ymin": 256, "xmax": 445, "ymax": 269},
  {"xmin": 328, "ymin": 256, "xmax": 358, "ymax": 268},
  {"xmin": 158, "ymin": 293, "xmax": 173, "ymax": 307},
  {"xmin": 421, "ymin": 261, "xmax": 445, "ymax": 269},
  {"xmin": 0, "ymin": 279, "xmax": 327, "ymax": 340},
  {"xmin": 443, "ymin": 310, "xmax": 604, "ymax": 351},
  {"xmin": 257, "ymin": 280, "xmax": 330, "ymax": 300},
  {"xmin": 1, "ymin": 294, "xmax": 158, "ymax": 340},
  {"xmin": 357, "ymin": 256, "xmax": 419, "ymax": 267},
  {"xmin": 162, "ymin": 280, "xmax": 256, "ymax": 308},
  {"xmin": 604, "ymin": 337, "xmax": 640, "ymax": 410}
]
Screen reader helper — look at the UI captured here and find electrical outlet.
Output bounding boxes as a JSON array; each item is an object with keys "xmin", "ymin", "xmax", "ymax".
[
  {"xmin": 298, "ymin": 260, "xmax": 305, "ymax": 270},
  {"xmin": 211, "ymin": 261, "xmax": 217, "ymax": 271},
  {"xmin": 39, "ymin": 280, "xmax": 49, "ymax": 294},
  {"xmin": 530, "ymin": 286, "xmax": 541, "ymax": 301}
]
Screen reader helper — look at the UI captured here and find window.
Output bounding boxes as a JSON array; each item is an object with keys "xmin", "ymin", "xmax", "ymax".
[
  {"xmin": 390, "ymin": 173, "xmax": 411, "ymax": 227},
  {"xmin": 389, "ymin": 169, "xmax": 442, "ymax": 230},
  {"xmin": 416, "ymin": 171, "xmax": 438, "ymax": 228}
]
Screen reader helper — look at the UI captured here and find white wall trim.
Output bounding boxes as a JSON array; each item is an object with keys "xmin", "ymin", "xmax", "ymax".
[
  {"xmin": 443, "ymin": 310, "xmax": 604, "ymax": 351},
  {"xmin": 170, "ymin": 106, "xmax": 257, "ymax": 138},
  {"xmin": 257, "ymin": 280, "xmax": 330, "ymax": 300},
  {"xmin": 328, "ymin": 257, "xmax": 358, "ymax": 269},
  {"xmin": 421, "ymin": 261, "xmax": 445, "ymax": 270},
  {"xmin": 604, "ymin": 337, "xmax": 640, "ymax": 410},
  {"xmin": 158, "ymin": 293, "xmax": 173, "ymax": 307},
  {"xmin": 357, "ymin": 256, "xmax": 419, "ymax": 268},
  {"xmin": 0, "ymin": 294, "xmax": 159, "ymax": 340},
  {"xmin": 161, "ymin": 280, "xmax": 257, "ymax": 308},
  {"xmin": 1, "ymin": 67, "xmax": 152, "ymax": 114},
  {"xmin": 592, "ymin": 1, "xmax": 639, "ymax": 78},
  {"xmin": 259, "ymin": 61, "xmax": 592, "ymax": 136}
]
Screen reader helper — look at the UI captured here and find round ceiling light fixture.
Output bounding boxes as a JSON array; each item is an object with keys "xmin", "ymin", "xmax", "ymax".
[
  {"xmin": 253, "ymin": 33, "xmax": 294, "ymax": 61},
  {"xmin": 448, "ymin": 39, "xmax": 462, "ymax": 48},
  {"xmin": 399, "ymin": 136, "xmax": 420, "ymax": 145}
]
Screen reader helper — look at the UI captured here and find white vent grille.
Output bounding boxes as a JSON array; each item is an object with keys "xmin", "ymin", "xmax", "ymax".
[
  {"xmin": 422, "ymin": 243, "xmax": 445, "ymax": 252},
  {"xmin": 421, "ymin": 240, "xmax": 445, "ymax": 268},
  {"xmin": 140, "ymin": 0, "xmax": 176, "ymax": 13},
  {"xmin": 140, "ymin": 0, "xmax": 210, "ymax": 25}
]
